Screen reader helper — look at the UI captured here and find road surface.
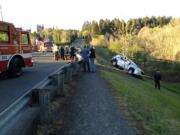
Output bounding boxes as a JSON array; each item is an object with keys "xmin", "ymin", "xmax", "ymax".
[{"xmin": 0, "ymin": 52, "xmax": 65, "ymax": 112}]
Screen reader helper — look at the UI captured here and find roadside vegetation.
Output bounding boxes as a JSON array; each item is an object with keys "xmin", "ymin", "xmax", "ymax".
[
  {"xmin": 79, "ymin": 17, "xmax": 180, "ymax": 82},
  {"xmin": 96, "ymin": 47, "xmax": 180, "ymax": 135},
  {"xmin": 31, "ymin": 25, "xmax": 78, "ymax": 46}
]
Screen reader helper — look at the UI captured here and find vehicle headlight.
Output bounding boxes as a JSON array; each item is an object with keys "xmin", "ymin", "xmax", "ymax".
[{"xmin": 134, "ymin": 68, "xmax": 141, "ymax": 74}]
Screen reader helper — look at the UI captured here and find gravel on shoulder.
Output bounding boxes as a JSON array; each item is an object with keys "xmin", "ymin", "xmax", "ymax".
[{"xmin": 63, "ymin": 72, "xmax": 135, "ymax": 135}]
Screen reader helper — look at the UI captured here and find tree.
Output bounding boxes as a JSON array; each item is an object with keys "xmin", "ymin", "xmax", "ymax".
[
  {"xmin": 81, "ymin": 21, "xmax": 91, "ymax": 33},
  {"xmin": 60, "ymin": 31, "xmax": 70, "ymax": 43},
  {"xmin": 111, "ymin": 18, "xmax": 121, "ymax": 37},
  {"xmin": 52, "ymin": 29, "xmax": 61, "ymax": 44},
  {"xmin": 121, "ymin": 20, "xmax": 126, "ymax": 35},
  {"xmin": 99, "ymin": 19, "xmax": 111, "ymax": 35},
  {"xmin": 99, "ymin": 19, "xmax": 105, "ymax": 34},
  {"xmin": 91, "ymin": 21, "xmax": 99, "ymax": 37},
  {"xmin": 126, "ymin": 19, "xmax": 132, "ymax": 34},
  {"xmin": 142, "ymin": 17, "xmax": 149, "ymax": 27}
]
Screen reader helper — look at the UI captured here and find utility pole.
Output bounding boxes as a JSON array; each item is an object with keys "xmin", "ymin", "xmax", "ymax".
[{"xmin": 0, "ymin": 5, "xmax": 3, "ymax": 21}]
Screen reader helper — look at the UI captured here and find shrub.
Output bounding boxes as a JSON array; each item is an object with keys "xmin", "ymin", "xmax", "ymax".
[{"xmin": 91, "ymin": 35, "xmax": 108, "ymax": 47}]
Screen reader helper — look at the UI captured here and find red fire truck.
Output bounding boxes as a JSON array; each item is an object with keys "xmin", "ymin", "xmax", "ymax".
[{"xmin": 0, "ymin": 21, "xmax": 33, "ymax": 76}]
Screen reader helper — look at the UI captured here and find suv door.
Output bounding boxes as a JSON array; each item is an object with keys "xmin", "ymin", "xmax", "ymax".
[{"xmin": 117, "ymin": 57, "xmax": 125, "ymax": 68}]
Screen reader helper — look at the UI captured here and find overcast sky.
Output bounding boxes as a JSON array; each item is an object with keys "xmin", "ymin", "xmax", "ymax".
[{"xmin": 0, "ymin": 0, "xmax": 179, "ymax": 31}]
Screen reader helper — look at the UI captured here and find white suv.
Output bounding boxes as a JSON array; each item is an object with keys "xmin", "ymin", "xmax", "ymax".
[{"xmin": 111, "ymin": 54, "xmax": 144, "ymax": 76}]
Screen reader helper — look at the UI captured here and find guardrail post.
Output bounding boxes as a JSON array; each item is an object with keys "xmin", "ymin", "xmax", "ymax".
[
  {"xmin": 77, "ymin": 60, "xmax": 83, "ymax": 71},
  {"xmin": 39, "ymin": 88, "xmax": 52, "ymax": 125},
  {"xmin": 31, "ymin": 90, "xmax": 39, "ymax": 105},
  {"xmin": 48, "ymin": 75, "xmax": 57, "ymax": 85},
  {"xmin": 72, "ymin": 62, "xmax": 78, "ymax": 76},
  {"xmin": 63, "ymin": 64, "xmax": 72, "ymax": 83},
  {"xmin": 62, "ymin": 66, "xmax": 68, "ymax": 83},
  {"xmin": 72, "ymin": 62, "xmax": 75, "ymax": 75},
  {"xmin": 67, "ymin": 64, "xmax": 73, "ymax": 81},
  {"xmin": 48, "ymin": 75, "xmax": 59, "ymax": 99},
  {"xmin": 57, "ymin": 71, "xmax": 64, "ymax": 96}
]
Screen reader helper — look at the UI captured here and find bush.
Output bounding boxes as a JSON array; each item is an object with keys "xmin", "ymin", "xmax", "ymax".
[
  {"xmin": 91, "ymin": 35, "xmax": 108, "ymax": 47},
  {"xmin": 137, "ymin": 19, "xmax": 180, "ymax": 61}
]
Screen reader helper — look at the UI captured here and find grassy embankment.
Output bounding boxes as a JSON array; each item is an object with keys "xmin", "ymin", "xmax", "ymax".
[
  {"xmin": 92, "ymin": 19, "xmax": 180, "ymax": 82},
  {"xmin": 96, "ymin": 47, "xmax": 180, "ymax": 135}
]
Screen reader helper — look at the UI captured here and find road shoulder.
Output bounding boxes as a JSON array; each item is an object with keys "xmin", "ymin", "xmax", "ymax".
[{"xmin": 63, "ymin": 72, "xmax": 135, "ymax": 135}]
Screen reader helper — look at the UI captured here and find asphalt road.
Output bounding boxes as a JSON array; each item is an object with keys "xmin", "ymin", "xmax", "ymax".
[
  {"xmin": 71, "ymin": 38, "xmax": 85, "ymax": 48},
  {"xmin": 0, "ymin": 52, "xmax": 65, "ymax": 112}
]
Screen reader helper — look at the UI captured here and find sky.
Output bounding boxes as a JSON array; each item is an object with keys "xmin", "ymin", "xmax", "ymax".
[{"xmin": 0, "ymin": 0, "xmax": 179, "ymax": 31}]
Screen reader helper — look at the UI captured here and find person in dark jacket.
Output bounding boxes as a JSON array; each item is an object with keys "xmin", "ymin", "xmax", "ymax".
[
  {"xmin": 82, "ymin": 46, "xmax": 90, "ymax": 72},
  {"xmin": 154, "ymin": 70, "xmax": 161, "ymax": 90},
  {"xmin": 89, "ymin": 45, "xmax": 96, "ymax": 72},
  {"xmin": 59, "ymin": 46, "xmax": 65, "ymax": 60},
  {"xmin": 70, "ymin": 46, "xmax": 76, "ymax": 61}
]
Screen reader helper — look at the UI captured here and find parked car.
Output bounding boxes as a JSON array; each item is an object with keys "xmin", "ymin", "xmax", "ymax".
[{"xmin": 111, "ymin": 54, "xmax": 144, "ymax": 76}]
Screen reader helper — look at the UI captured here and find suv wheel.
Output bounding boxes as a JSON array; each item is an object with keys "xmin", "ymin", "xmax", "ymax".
[
  {"xmin": 112, "ymin": 60, "xmax": 117, "ymax": 67},
  {"xmin": 128, "ymin": 68, "xmax": 134, "ymax": 74}
]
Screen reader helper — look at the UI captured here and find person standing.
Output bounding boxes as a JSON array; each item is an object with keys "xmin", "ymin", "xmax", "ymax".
[
  {"xmin": 82, "ymin": 46, "xmax": 90, "ymax": 72},
  {"xmin": 89, "ymin": 45, "xmax": 96, "ymax": 72},
  {"xmin": 70, "ymin": 46, "xmax": 76, "ymax": 61},
  {"xmin": 54, "ymin": 51, "xmax": 59, "ymax": 61},
  {"xmin": 154, "ymin": 70, "xmax": 161, "ymax": 90},
  {"xmin": 65, "ymin": 46, "xmax": 69, "ymax": 60},
  {"xmin": 59, "ymin": 46, "xmax": 65, "ymax": 60}
]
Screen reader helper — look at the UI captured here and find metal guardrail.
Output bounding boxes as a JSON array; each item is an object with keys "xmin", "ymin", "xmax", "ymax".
[{"xmin": 0, "ymin": 61, "xmax": 82, "ymax": 134}]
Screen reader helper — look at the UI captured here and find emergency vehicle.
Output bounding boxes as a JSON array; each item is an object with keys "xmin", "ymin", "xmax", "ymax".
[
  {"xmin": 0, "ymin": 21, "xmax": 33, "ymax": 76},
  {"xmin": 39, "ymin": 41, "xmax": 56, "ymax": 52}
]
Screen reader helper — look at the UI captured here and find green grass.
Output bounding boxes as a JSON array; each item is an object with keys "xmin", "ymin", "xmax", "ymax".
[
  {"xmin": 96, "ymin": 48, "xmax": 180, "ymax": 135},
  {"xmin": 162, "ymin": 82, "xmax": 180, "ymax": 94},
  {"xmin": 134, "ymin": 56, "xmax": 180, "ymax": 83}
]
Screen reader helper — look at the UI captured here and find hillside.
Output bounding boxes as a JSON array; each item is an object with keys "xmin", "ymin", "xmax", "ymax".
[{"xmin": 96, "ymin": 47, "xmax": 180, "ymax": 135}]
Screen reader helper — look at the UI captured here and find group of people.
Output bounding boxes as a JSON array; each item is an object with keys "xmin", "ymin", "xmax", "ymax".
[
  {"xmin": 58, "ymin": 46, "xmax": 76, "ymax": 61},
  {"xmin": 56, "ymin": 44, "xmax": 96, "ymax": 73},
  {"xmin": 57, "ymin": 44, "xmax": 162, "ymax": 89},
  {"xmin": 81, "ymin": 45, "xmax": 96, "ymax": 73}
]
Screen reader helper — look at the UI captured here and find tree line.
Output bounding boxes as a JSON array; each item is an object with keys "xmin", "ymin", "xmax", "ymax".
[
  {"xmin": 31, "ymin": 26, "xmax": 78, "ymax": 45},
  {"xmin": 80, "ymin": 16, "xmax": 172, "ymax": 40}
]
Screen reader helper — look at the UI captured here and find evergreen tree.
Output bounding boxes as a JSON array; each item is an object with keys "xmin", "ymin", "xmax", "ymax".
[
  {"xmin": 91, "ymin": 21, "xmax": 99, "ymax": 37},
  {"xmin": 126, "ymin": 19, "xmax": 132, "ymax": 34}
]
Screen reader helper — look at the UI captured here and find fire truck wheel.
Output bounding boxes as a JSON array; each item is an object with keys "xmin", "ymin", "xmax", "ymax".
[{"xmin": 9, "ymin": 58, "xmax": 22, "ymax": 77}]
